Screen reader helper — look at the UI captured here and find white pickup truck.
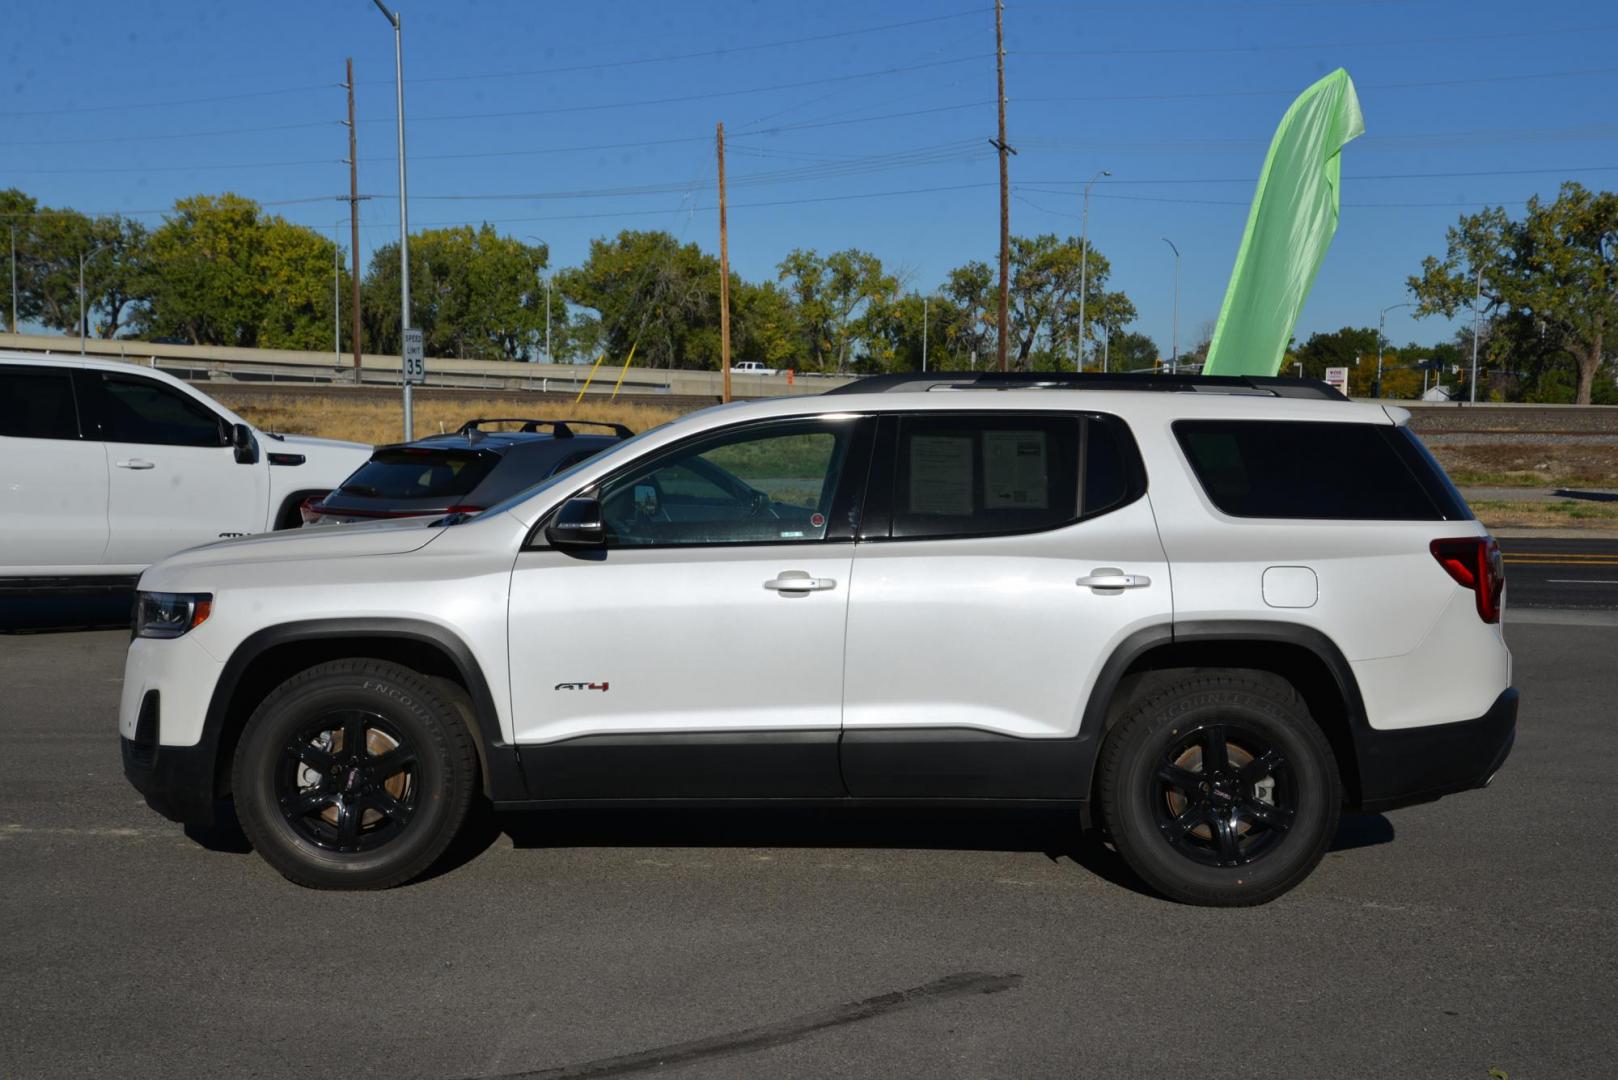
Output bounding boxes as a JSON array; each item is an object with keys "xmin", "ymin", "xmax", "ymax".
[{"xmin": 0, "ymin": 352, "xmax": 371, "ymax": 590}]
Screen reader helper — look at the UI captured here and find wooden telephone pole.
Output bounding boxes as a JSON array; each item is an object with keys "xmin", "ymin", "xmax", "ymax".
[
  {"xmin": 717, "ymin": 121, "xmax": 732, "ymax": 403},
  {"xmin": 993, "ymin": 0, "xmax": 1011, "ymax": 371},
  {"xmin": 344, "ymin": 59, "xmax": 364, "ymax": 381}
]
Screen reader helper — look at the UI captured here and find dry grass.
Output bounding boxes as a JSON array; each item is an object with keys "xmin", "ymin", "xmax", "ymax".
[
  {"xmin": 211, "ymin": 391, "xmax": 684, "ymax": 446},
  {"xmin": 1428, "ymin": 442, "xmax": 1618, "ymax": 489},
  {"xmin": 1470, "ymin": 499, "xmax": 1618, "ymax": 530}
]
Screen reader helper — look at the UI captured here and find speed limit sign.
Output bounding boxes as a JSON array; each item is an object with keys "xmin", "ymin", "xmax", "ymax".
[{"xmin": 403, "ymin": 327, "xmax": 425, "ymax": 384}]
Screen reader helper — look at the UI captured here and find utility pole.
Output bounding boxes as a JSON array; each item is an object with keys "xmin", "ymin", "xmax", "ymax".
[
  {"xmin": 1077, "ymin": 169, "xmax": 1109, "ymax": 372},
  {"xmin": 1470, "ymin": 268, "xmax": 1482, "ymax": 404},
  {"xmin": 1377, "ymin": 302, "xmax": 1411, "ymax": 399},
  {"xmin": 1161, "ymin": 237, "xmax": 1180, "ymax": 374},
  {"xmin": 344, "ymin": 57, "xmax": 364, "ymax": 382},
  {"xmin": 992, "ymin": 0, "xmax": 1011, "ymax": 372},
  {"xmin": 717, "ymin": 121, "xmax": 732, "ymax": 403},
  {"xmin": 334, "ymin": 221, "xmax": 342, "ymax": 368},
  {"xmin": 373, "ymin": 0, "xmax": 412, "ymax": 440},
  {"xmin": 8, "ymin": 224, "xmax": 16, "ymax": 334},
  {"xmin": 922, "ymin": 296, "xmax": 929, "ymax": 372}
]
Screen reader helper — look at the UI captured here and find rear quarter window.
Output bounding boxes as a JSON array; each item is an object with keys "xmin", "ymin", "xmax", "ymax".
[{"xmin": 1173, "ymin": 419, "xmax": 1470, "ymax": 521}]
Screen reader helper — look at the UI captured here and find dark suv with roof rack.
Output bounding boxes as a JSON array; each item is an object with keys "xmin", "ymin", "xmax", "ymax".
[{"xmin": 301, "ymin": 418, "xmax": 631, "ymax": 526}]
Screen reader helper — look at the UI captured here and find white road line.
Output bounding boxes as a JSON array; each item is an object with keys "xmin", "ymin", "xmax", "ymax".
[{"xmin": 1546, "ymin": 579, "xmax": 1618, "ymax": 585}]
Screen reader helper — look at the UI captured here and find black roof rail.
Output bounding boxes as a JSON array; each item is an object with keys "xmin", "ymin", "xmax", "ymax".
[
  {"xmin": 821, "ymin": 371, "xmax": 1347, "ymax": 401},
  {"xmin": 456, "ymin": 418, "xmax": 635, "ymax": 439}
]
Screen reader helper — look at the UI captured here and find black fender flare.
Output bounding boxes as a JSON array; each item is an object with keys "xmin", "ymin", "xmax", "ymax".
[
  {"xmin": 1075, "ymin": 619, "xmax": 1370, "ymax": 808},
  {"xmin": 204, "ymin": 617, "xmax": 528, "ymax": 801}
]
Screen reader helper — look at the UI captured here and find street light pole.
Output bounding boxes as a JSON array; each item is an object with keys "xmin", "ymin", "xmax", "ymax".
[
  {"xmin": 1077, "ymin": 169, "xmax": 1109, "ymax": 372},
  {"xmin": 525, "ymin": 235, "xmax": 551, "ymax": 364},
  {"xmin": 78, "ymin": 245, "xmax": 108, "ymax": 355},
  {"xmin": 333, "ymin": 221, "xmax": 343, "ymax": 369},
  {"xmin": 922, "ymin": 295, "xmax": 929, "ymax": 372},
  {"xmin": 1470, "ymin": 269, "xmax": 1483, "ymax": 404},
  {"xmin": 1161, "ymin": 237, "xmax": 1180, "ymax": 374},
  {"xmin": 1377, "ymin": 302, "xmax": 1412, "ymax": 399},
  {"xmin": 373, "ymin": 0, "xmax": 412, "ymax": 440}
]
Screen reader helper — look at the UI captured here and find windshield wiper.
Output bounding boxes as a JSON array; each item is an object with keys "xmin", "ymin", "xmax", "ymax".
[{"xmin": 339, "ymin": 483, "xmax": 381, "ymax": 496}]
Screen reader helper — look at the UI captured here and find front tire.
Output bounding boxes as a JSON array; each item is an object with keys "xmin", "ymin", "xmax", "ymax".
[
  {"xmin": 232, "ymin": 658, "xmax": 477, "ymax": 889},
  {"xmin": 1098, "ymin": 673, "xmax": 1340, "ymax": 906}
]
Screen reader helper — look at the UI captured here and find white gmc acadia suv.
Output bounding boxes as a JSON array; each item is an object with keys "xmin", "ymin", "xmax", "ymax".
[
  {"xmin": 0, "ymin": 352, "xmax": 370, "ymax": 590},
  {"xmin": 118, "ymin": 371, "xmax": 1515, "ymax": 906}
]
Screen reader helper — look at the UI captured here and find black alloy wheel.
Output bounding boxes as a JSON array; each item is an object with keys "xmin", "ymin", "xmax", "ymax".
[
  {"xmin": 275, "ymin": 709, "xmax": 418, "ymax": 855},
  {"xmin": 1152, "ymin": 722, "xmax": 1296, "ymax": 869}
]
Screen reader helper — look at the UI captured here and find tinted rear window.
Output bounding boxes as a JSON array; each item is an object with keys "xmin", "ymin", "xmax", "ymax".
[
  {"xmin": 1175, "ymin": 420, "xmax": 1467, "ymax": 521},
  {"xmin": 0, "ymin": 367, "xmax": 80, "ymax": 439},
  {"xmin": 340, "ymin": 448, "xmax": 496, "ymax": 500}
]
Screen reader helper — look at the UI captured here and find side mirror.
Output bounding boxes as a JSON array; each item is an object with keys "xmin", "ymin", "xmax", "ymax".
[
  {"xmin": 545, "ymin": 496, "xmax": 605, "ymax": 547},
  {"xmin": 231, "ymin": 423, "xmax": 259, "ymax": 465}
]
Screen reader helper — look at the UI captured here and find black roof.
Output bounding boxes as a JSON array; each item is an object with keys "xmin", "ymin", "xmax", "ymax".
[
  {"xmin": 377, "ymin": 417, "xmax": 632, "ymax": 456},
  {"xmin": 822, "ymin": 371, "xmax": 1347, "ymax": 401}
]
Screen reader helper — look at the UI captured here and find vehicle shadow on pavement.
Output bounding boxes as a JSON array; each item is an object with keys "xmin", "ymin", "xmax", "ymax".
[
  {"xmin": 0, "ymin": 594, "xmax": 132, "ymax": 634},
  {"xmin": 424, "ymin": 806, "xmax": 1394, "ymax": 897}
]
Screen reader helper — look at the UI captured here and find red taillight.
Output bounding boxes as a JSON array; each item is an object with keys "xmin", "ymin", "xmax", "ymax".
[
  {"xmin": 1430, "ymin": 536, "xmax": 1504, "ymax": 623},
  {"xmin": 299, "ymin": 495, "xmax": 325, "ymax": 524},
  {"xmin": 442, "ymin": 505, "xmax": 485, "ymax": 516}
]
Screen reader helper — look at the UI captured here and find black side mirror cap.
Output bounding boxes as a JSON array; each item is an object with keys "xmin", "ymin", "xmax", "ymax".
[
  {"xmin": 545, "ymin": 496, "xmax": 605, "ymax": 547},
  {"xmin": 231, "ymin": 423, "xmax": 259, "ymax": 465}
]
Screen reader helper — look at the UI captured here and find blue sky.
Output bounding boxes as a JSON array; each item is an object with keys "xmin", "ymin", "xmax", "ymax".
[{"xmin": 4, "ymin": 0, "xmax": 1615, "ymax": 356}]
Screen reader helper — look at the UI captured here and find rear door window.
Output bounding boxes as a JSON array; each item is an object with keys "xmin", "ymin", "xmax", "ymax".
[
  {"xmin": 1174, "ymin": 419, "xmax": 1468, "ymax": 520},
  {"xmin": 0, "ymin": 366, "xmax": 80, "ymax": 439},
  {"xmin": 882, "ymin": 413, "xmax": 1138, "ymax": 540},
  {"xmin": 340, "ymin": 447, "xmax": 497, "ymax": 500}
]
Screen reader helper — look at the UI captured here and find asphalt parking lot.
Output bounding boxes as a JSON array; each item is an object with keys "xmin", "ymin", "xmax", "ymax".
[{"xmin": 0, "ymin": 610, "xmax": 1612, "ymax": 1079}]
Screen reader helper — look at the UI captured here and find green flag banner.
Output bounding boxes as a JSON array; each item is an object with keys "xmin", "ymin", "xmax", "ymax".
[{"xmin": 1202, "ymin": 68, "xmax": 1364, "ymax": 377}]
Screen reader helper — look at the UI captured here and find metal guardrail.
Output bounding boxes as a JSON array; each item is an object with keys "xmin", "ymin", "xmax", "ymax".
[{"xmin": 0, "ymin": 332, "xmax": 846, "ymax": 398}]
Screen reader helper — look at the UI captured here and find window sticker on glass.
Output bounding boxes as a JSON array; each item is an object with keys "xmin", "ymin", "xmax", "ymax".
[
  {"xmin": 908, "ymin": 434, "xmax": 974, "ymax": 515},
  {"xmin": 983, "ymin": 429, "xmax": 1049, "ymax": 509}
]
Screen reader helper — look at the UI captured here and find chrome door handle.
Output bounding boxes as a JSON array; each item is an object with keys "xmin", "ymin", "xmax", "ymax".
[
  {"xmin": 764, "ymin": 571, "xmax": 836, "ymax": 593},
  {"xmin": 115, "ymin": 459, "xmax": 156, "ymax": 470},
  {"xmin": 1076, "ymin": 568, "xmax": 1151, "ymax": 589}
]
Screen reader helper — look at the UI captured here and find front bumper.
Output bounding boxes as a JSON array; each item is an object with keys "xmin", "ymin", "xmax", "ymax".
[
  {"xmin": 122, "ymin": 733, "xmax": 221, "ymax": 826},
  {"xmin": 1353, "ymin": 687, "xmax": 1517, "ymax": 812}
]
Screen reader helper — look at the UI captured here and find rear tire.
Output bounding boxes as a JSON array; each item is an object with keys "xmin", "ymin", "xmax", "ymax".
[
  {"xmin": 232, "ymin": 658, "xmax": 477, "ymax": 889},
  {"xmin": 1098, "ymin": 672, "xmax": 1339, "ymax": 906}
]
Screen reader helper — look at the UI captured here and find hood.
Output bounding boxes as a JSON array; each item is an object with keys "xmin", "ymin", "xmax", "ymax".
[
  {"xmin": 268, "ymin": 432, "xmax": 372, "ymax": 452},
  {"xmin": 140, "ymin": 515, "xmax": 443, "ymax": 584}
]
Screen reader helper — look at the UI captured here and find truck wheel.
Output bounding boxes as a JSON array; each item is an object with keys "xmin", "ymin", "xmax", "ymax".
[
  {"xmin": 1097, "ymin": 673, "xmax": 1340, "ymax": 906},
  {"xmin": 231, "ymin": 658, "xmax": 477, "ymax": 889}
]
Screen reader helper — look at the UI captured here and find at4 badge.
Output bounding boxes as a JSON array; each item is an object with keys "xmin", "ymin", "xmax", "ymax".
[{"xmin": 554, "ymin": 681, "xmax": 609, "ymax": 692}]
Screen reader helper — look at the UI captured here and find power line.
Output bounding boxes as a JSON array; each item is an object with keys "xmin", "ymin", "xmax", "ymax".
[
  {"xmin": 0, "ymin": 120, "xmax": 337, "ymax": 149},
  {"xmin": 1014, "ymin": 22, "xmax": 1618, "ymax": 58},
  {"xmin": 377, "ymin": 55, "xmax": 988, "ymax": 126},
  {"xmin": 0, "ymin": 9, "xmax": 990, "ymax": 120}
]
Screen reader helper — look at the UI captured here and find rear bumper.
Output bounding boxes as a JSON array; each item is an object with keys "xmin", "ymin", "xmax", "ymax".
[
  {"xmin": 1353, "ymin": 687, "xmax": 1517, "ymax": 812},
  {"xmin": 121, "ymin": 735, "xmax": 221, "ymax": 826}
]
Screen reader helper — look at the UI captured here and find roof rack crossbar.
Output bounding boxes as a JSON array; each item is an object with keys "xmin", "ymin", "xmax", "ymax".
[
  {"xmin": 456, "ymin": 418, "xmax": 635, "ymax": 439},
  {"xmin": 820, "ymin": 371, "xmax": 1347, "ymax": 401}
]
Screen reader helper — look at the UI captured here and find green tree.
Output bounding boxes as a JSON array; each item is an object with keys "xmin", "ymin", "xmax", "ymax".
[
  {"xmin": 136, "ymin": 194, "xmax": 336, "ymax": 349},
  {"xmin": 732, "ymin": 279, "xmax": 806, "ymax": 370},
  {"xmin": 1106, "ymin": 330, "xmax": 1160, "ymax": 373},
  {"xmin": 1004, "ymin": 234, "xmax": 1134, "ymax": 371},
  {"xmin": 1409, "ymin": 182, "xmax": 1618, "ymax": 404},
  {"xmin": 363, "ymin": 225, "xmax": 547, "ymax": 360},
  {"xmin": 555, "ymin": 230, "xmax": 722, "ymax": 369},
  {"xmin": 4, "ymin": 196, "xmax": 147, "ymax": 339},
  {"xmin": 776, "ymin": 248, "xmax": 897, "ymax": 372},
  {"xmin": 940, "ymin": 261, "xmax": 996, "ymax": 367},
  {"xmin": 0, "ymin": 189, "xmax": 40, "ymax": 332}
]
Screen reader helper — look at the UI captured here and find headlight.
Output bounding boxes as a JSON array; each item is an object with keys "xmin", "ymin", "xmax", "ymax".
[{"xmin": 134, "ymin": 592, "xmax": 213, "ymax": 639}]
